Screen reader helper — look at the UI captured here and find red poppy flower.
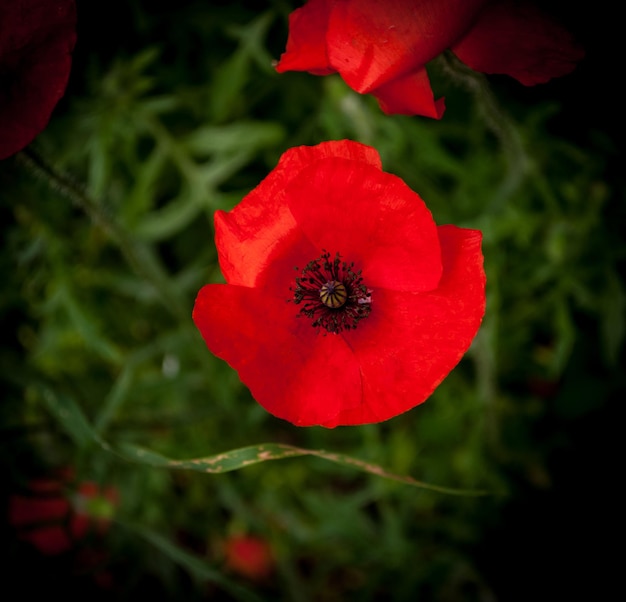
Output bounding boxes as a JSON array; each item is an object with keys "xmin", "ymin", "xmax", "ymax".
[
  {"xmin": 223, "ymin": 535, "xmax": 274, "ymax": 581},
  {"xmin": 0, "ymin": 0, "xmax": 77, "ymax": 160},
  {"xmin": 275, "ymin": 0, "xmax": 584, "ymax": 117},
  {"xmin": 193, "ymin": 140, "xmax": 486, "ymax": 427}
]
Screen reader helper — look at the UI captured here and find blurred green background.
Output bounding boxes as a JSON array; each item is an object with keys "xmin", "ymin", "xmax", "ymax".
[{"xmin": 1, "ymin": 1, "xmax": 623, "ymax": 600}]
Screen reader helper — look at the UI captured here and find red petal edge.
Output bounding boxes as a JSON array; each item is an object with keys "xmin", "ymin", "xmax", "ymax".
[
  {"xmin": 215, "ymin": 140, "xmax": 382, "ymax": 287},
  {"xmin": 275, "ymin": 0, "xmax": 335, "ymax": 75},
  {"xmin": 329, "ymin": 225, "xmax": 486, "ymax": 426},
  {"xmin": 372, "ymin": 67, "xmax": 445, "ymax": 118}
]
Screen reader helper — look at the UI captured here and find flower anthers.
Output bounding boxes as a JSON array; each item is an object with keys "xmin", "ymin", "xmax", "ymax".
[
  {"xmin": 193, "ymin": 140, "xmax": 486, "ymax": 427},
  {"xmin": 292, "ymin": 250, "xmax": 372, "ymax": 334}
]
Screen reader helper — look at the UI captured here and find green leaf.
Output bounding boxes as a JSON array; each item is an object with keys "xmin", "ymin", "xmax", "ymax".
[
  {"xmin": 208, "ymin": 13, "xmax": 274, "ymax": 121},
  {"xmin": 184, "ymin": 121, "xmax": 284, "ymax": 156},
  {"xmin": 115, "ymin": 442, "xmax": 490, "ymax": 497},
  {"xmin": 56, "ymin": 283, "xmax": 123, "ymax": 364},
  {"xmin": 94, "ymin": 364, "xmax": 135, "ymax": 435},
  {"xmin": 134, "ymin": 191, "xmax": 204, "ymax": 241},
  {"xmin": 37, "ymin": 384, "xmax": 98, "ymax": 449}
]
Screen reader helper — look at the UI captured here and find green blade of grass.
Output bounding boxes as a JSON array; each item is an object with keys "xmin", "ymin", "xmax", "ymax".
[
  {"xmin": 38, "ymin": 384, "xmax": 98, "ymax": 449},
  {"xmin": 115, "ymin": 442, "xmax": 490, "ymax": 497},
  {"xmin": 126, "ymin": 523, "xmax": 266, "ymax": 602}
]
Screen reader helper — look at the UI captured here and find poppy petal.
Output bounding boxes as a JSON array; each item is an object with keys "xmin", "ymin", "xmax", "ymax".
[
  {"xmin": 224, "ymin": 535, "xmax": 275, "ymax": 580},
  {"xmin": 275, "ymin": 0, "xmax": 335, "ymax": 75},
  {"xmin": 193, "ymin": 284, "xmax": 363, "ymax": 426},
  {"xmin": 215, "ymin": 140, "xmax": 382, "ymax": 287},
  {"xmin": 326, "ymin": 0, "xmax": 488, "ymax": 93},
  {"xmin": 0, "ymin": 0, "xmax": 76, "ymax": 160},
  {"xmin": 371, "ymin": 67, "xmax": 445, "ymax": 118},
  {"xmin": 285, "ymin": 157, "xmax": 442, "ymax": 292},
  {"xmin": 9, "ymin": 496, "xmax": 70, "ymax": 527},
  {"xmin": 332, "ymin": 225, "xmax": 485, "ymax": 426},
  {"xmin": 20, "ymin": 525, "xmax": 73, "ymax": 555},
  {"xmin": 451, "ymin": 0, "xmax": 585, "ymax": 85}
]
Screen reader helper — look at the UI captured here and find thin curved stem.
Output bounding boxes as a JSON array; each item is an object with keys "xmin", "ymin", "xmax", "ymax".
[{"xmin": 438, "ymin": 52, "xmax": 530, "ymax": 211}]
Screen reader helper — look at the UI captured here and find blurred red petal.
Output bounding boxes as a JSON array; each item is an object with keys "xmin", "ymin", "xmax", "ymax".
[
  {"xmin": 224, "ymin": 536, "xmax": 274, "ymax": 581},
  {"xmin": 193, "ymin": 284, "xmax": 363, "ymax": 426},
  {"xmin": 333, "ymin": 226, "xmax": 485, "ymax": 426},
  {"xmin": 76, "ymin": 481, "xmax": 99, "ymax": 498},
  {"xmin": 326, "ymin": 0, "xmax": 487, "ymax": 93},
  {"xmin": 275, "ymin": 0, "xmax": 335, "ymax": 75},
  {"xmin": 452, "ymin": 0, "xmax": 585, "ymax": 85},
  {"xmin": 103, "ymin": 485, "xmax": 120, "ymax": 505},
  {"xmin": 0, "ymin": 0, "xmax": 76, "ymax": 159},
  {"xmin": 69, "ymin": 514, "xmax": 90, "ymax": 540},
  {"xmin": 215, "ymin": 140, "xmax": 382, "ymax": 287},
  {"xmin": 372, "ymin": 67, "xmax": 445, "ymax": 118},
  {"xmin": 20, "ymin": 525, "xmax": 73, "ymax": 555},
  {"xmin": 73, "ymin": 482, "xmax": 119, "ymax": 533},
  {"xmin": 286, "ymin": 157, "xmax": 442, "ymax": 292},
  {"xmin": 8, "ymin": 495, "xmax": 70, "ymax": 527}
]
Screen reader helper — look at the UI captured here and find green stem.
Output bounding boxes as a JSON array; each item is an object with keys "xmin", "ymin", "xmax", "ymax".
[{"xmin": 438, "ymin": 52, "xmax": 529, "ymax": 210}]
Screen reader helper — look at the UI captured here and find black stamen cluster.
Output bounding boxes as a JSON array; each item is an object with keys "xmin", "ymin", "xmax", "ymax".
[{"xmin": 291, "ymin": 251, "xmax": 372, "ymax": 334}]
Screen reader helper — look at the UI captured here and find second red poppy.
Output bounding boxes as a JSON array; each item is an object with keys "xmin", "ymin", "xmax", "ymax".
[{"xmin": 275, "ymin": 0, "xmax": 584, "ymax": 118}]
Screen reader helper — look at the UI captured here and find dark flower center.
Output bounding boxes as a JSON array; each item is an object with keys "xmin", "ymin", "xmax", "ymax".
[{"xmin": 291, "ymin": 251, "xmax": 372, "ymax": 334}]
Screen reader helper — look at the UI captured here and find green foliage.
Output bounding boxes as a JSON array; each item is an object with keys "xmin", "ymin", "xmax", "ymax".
[{"xmin": 1, "ymin": 1, "xmax": 622, "ymax": 600}]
